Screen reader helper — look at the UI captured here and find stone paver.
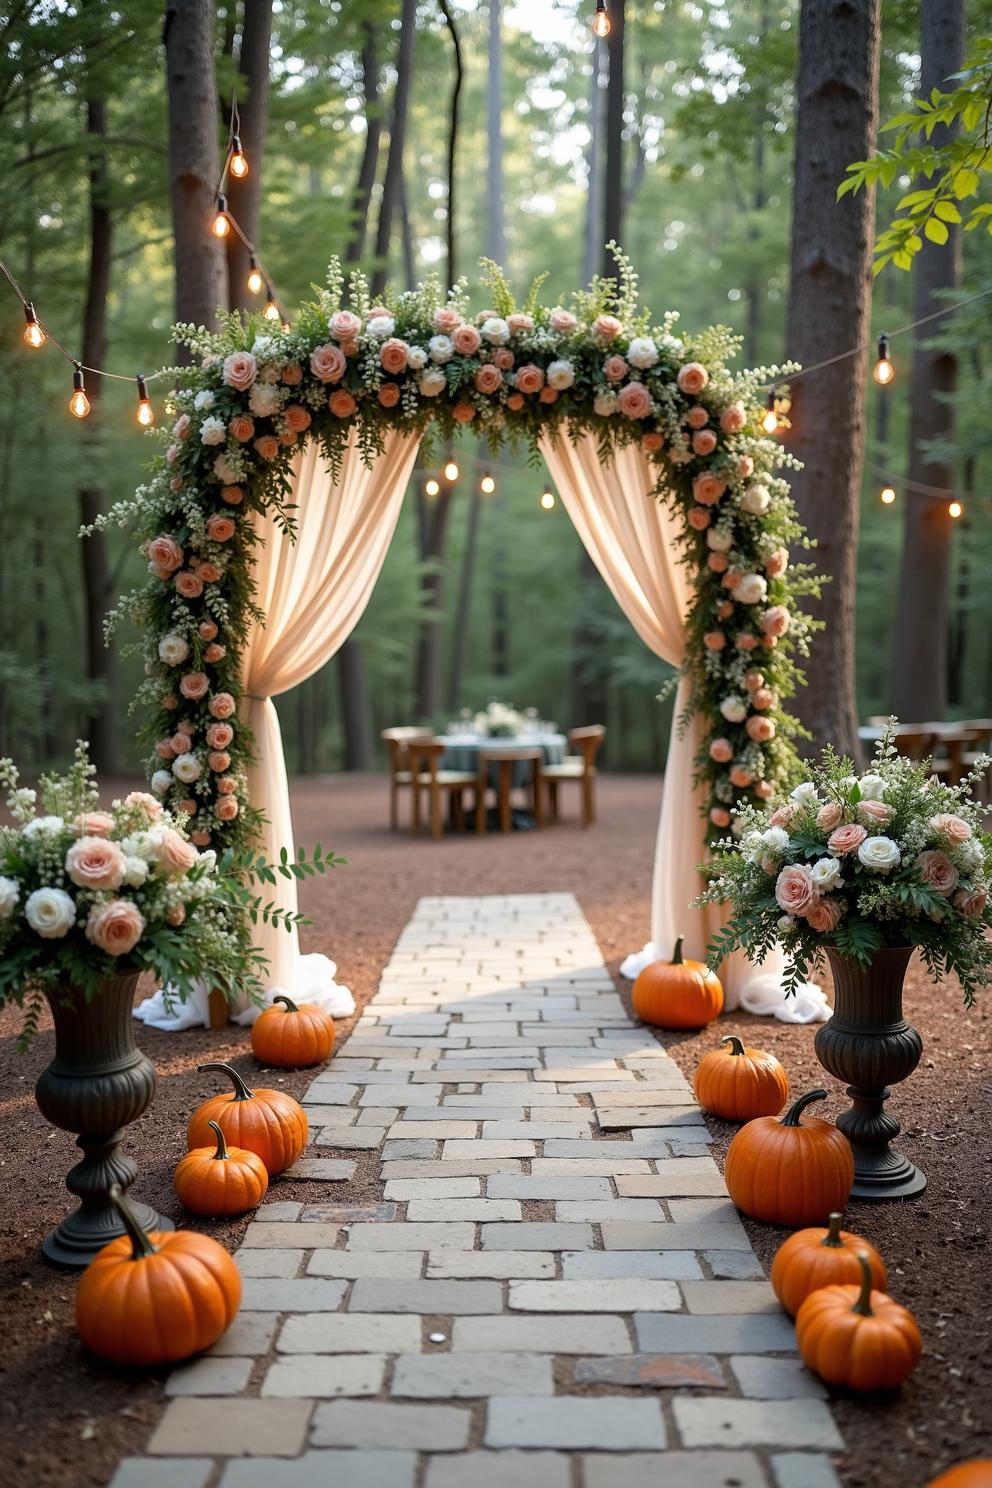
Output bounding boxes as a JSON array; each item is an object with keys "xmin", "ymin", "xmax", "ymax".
[{"xmin": 112, "ymin": 893, "xmax": 843, "ymax": 1487}]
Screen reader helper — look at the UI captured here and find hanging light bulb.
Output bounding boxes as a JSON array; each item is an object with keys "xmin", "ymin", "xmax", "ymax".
[
  {"xmin": 444, "ymin": 459, "xmax": 459, "ymax": 481},
  {"xmin": 481, "ymin": 472, "xmax": 496, "ymax": 494},
  {"xmin": 425, "ymin": 478, "xmax": 441, "ymax": 497},
  {"xmin": 212, "ymin": 193, "xmax": 231, "ymax": 238},
  {"xmin": 593, "ymin": 0, "xmax": 611, "ymax": 37},
  {"xmin": 873, "ymin": 333, "xmax": 893, "ymax": 386},
  {"xmin": 22, "ymin": 301, "xmax": 45, "ymax": 348},
  {"xmin": 263, "ymin": 285, "xmax": 280, "ymax": 321},
  {"xmin": 880, "ymin": 484, "xmax": 896, "ymax": 505},
  {"xmin": 247, "ymin": 254, "xmax": 263, "ymax": 295},
  {"xmin": 69, "ymin": 365, "xmax": 90, "ymax": 420},
  {"xmin": 540, "ymin": 490, "xmax": 555, "ymax": 510},
  {"xmin": 760, "ymin": 393, "xmax": 779, "ymax": 435},
  {"xmin": 949, "ymin": 499, "xmax": 963, "ymax": 519},
  {"xmin": 135, "ymin": 375, "xmax": 154, "ymax": 427},
  {"xmin": 229, "ymin": 135, "xmax": 249, "ymax": 178}
]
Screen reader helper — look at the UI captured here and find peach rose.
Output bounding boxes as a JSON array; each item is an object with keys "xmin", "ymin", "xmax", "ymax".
[
  {"xmin": 196, "ymin": 561, "xmax": 222, "ymax": 584},
  {"xmin": 378, "ymin": 382, "xmax": 401, "ymax": 408},
  {"xmin": 65, "ymin": 836, "xmax": 127, "ymax": 891},
  {"xmin": 760, "ymin": 605, "xmax": 791, "ymax": 637},
  {"xmin": 769, "ymin": 804, "xmax": 797, "ymax": 827},
  {"xmin": 730, "ymin": 766, "xmax": 754, "ymax": 788},
  {"xmin": 592, "ymin": 314, "xmax": 623, "ymax": 342},
  {"xmin": 710, "ymin": 806, "xmax": 731, "ymax": 828},
  {"xmin": 254, "ymin": 434, "xmax": 281, "ymax": 460},
  {"xmin": 929, "ymin": 813, "xmax": 972, "ymax": 846},
  {"xmin": 206, "ymin": 514, "xmax": 236, "ymax": 542},
  {"xmin": 474, "ymin": 364, "xmax": 503, "ymax": 394},
  {"xmin": 176, "ymin": 799, "xmax": 197, "ymax": 816},
  {"xmin": 223, "ymin": 351, "xmax": 257, "ymax": 390},
  {"xmin": 716, "ymin": 600, "xmax": 734, "ymax": 620},
  {"xmin": 693, "ymin": 474, "xmax": 727, "ymax": 506},
  {"xmin": 744, "ymin": 670, "xmax": 765, "ymax": 691},
  {"xmin": 736, "ymin": 633, "xmax": 758, "ymax": 651},
  {"xmin": 858, "ymin": 799, "xmax": 893, "ymax": 827},
  {"xmin": 220, "ymin": 485, "xmax": 244, "ymax": 506},
  {"xmin": 229, "ymin": 415, "xmax": 255, "ymax": 443},
  {"xmin": 817, "ymin": 802, "xmax": 844, "ymax": 832},
  {"xmin": 538, "ymin": 386, "xmax": 558, "ymax": 405},
  {"xmin": 642, "ymin": 432, "xmax": 664, "ymax": 454},
  {"xmin": 494, "ymin": 347, "xmax": 514, "ymax": 370},
  {"xmin": 216, "ymin": 774, "xmax": 238, "ymax": 795},
  {"xmin": 807, "ymin": 896, "xmax": 843, "ymax": 933},
  {"xmin": 775, "ymin": 863, "xmax": 816, "ymax": 915},
  {"xmin": 215, "ymin": 796, "xmax": 239, "ymax": 821},
  {"xmin": 721, "ymin": 570, "xmax": 741, "ymax": 590},
  {"xmin": 329, "ymin": 309, "xmax": 362, "ymax": 342},
  {"xmin": 85, "ymin": 899, "xmax": 145, "ymax": 956},
  {"xmin": 616, "ymin": 382, "xmax": 652, "ymax": 420},
  {"xmin": 173, "ymin": 413, "xmax": 191, "ymax": 441},
  {"xmin": 148, "ymin": 536, "xmax": 183, "ymax": 573},
  {"xmin": 765, "ymin": 547, "xmax": 789, "ymax": 579},
  {"xmin": 692, "ymin": 429, "xmax": 718, "ymax": 456},
  {"xmin": 284, "ymin": 404, "xmax": 311, "ymax": 433},
  {"xmin": 745, "ymin": 715, "xmax": 776, "ymax": 742},
  {"xmin": 433, "ymin": 306, "xmax": 463, "ymax": 334},
  {"xmin": 452, "ymin": 324, "xmax": 482, "ymax": 356},
  {"xmin": 278, "ymin": 426, "xmax": 298, "ymax": 447},
  {"xmin": 954, "ymin": 886, "xmax": 987, "ymax": 918},
  {"xmin": 158, "ymin": 828, "xmax": 198, "ymax": 876},
  {"xmin": 707, "ymin": 553, "xmax": 729, "ymax": 573},
  {"xmin": 751, "ymin": 687, "xmax": 775, "ymax": 711},
  {"xmin": 549, "ymin": 307, "xmax": 577, "ymax": 333},
  {"xmin": 208, "ymin": 692, "xmax": 236, "ymax": 720},
  {"xmin": 72, "ymin": 811, "xmax": 115, "ymax": 838},
  {"xmin": 453, "ymin": 400, "xmax": 477, "ymax": 423},
  {"xmin": 828, "ymin": 823, "xmax": 868, "ymax": 856},
  {"xmin": 703, "ymin": 631, "xmax": 726, "ymax": 652},
  {"xmin": 191, "ymin": 830, "xmax": 212, "ymax": 846},
  {"xmin": 281, "ymin": 362, "xmax": 303, "ymax": 386},
  {"xmin": 380, "ymin": 338, "xmax": 410, "ymax": 374},
  {"xmin": 208, "ymin": 750, "xmax": 232, "ymax": 772},
  {"xmin": 174, "ymin": 571, "xmax": 204, "ymax": 600},
  {"xmin": 198, "ymin": 620, "xmax": 219, "ymax": 642},
  {"xmin": 311, "ymin": 343, "xmax": 347, "ymax": 383},
  {"xmin": 123, "ymin": 791, "xmax": 162, "ymax": 819},
  {"xmin": 603, "ymin": 355, "xmax": 628, "ymax": 383},
  {"xmin": 328, "ymin": 390, "xmax": 357, "ymax": 419},
  {"xmin": 677, "ymin": 362, "xmax": 709, "ymax": 395},
  {"xmin": 755, "ymin": 780, "xmax": 774, "ymax": 800},
  {"xmin": 204, "ymin": 643, "xmax": 225, "ymax": 664},
  {"xmin": 720, "ymin": 402, "xmax": 746, "ymax": 433},
  {"xmin": 686, "ymin": 406, "xmax": 709, "ymax": 430},
  {"xmin": 170, "ymin": 731, "xmax": 193, "ymax": 755},
  {"xmin": 688, "ymin": 507, "xmax": 711, "ymax": 531},
  {"xmin": 737, "ymin": 455, "xmax": 755, "ymax": 479},
  {"xmin": 709, "ymin": 738, "xmax": 733, "ymax": 764},
  {"xmin": 155, "ymin": 738, "xmax": 176, "ymax": 760},
  {"xmin": 506, "ymin": 393, "xmax": 525, "ymax": 411},
  {"xmin": 166, "ymin": 904, "xmax": 186, "ymax": 927},
  {"xmin": 206, "ymin": 722, "xmax": 234, "ymax": 749},
  {"xmin": 916, "ymin": 849, "xmax": 959, "ymax": 897},
  {"xmin": 515, "ymin": 364, "xmax": 545, "ymax": 395}
]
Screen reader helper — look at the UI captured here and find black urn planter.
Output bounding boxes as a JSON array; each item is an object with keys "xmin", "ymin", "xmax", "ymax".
[
  {"xmin": 814, "ymin": 945, "xmax": 926, "ymax": 1202},
  {"xmin": 35, "ymin": 971, "xmax": 174, "ymax": 1266}
]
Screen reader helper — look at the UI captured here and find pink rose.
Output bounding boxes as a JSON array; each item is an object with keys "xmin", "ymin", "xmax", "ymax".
[
  {"xmin": 703, "ymin": 631, "xmax": 726, "ymax": 652},
  {"xmin": 730, "ymin": 766, "xmax": 753, "ymax": 788},
  {"xmin": 603, "ymin": 355, "xmax": 628, "ymax": 383},
  {"xmin": 736, "ymin": 633, "xmax": 758, "ymax": 651},
  {"xmin": 198, "ymin": 621, "xmax": 218, "ymax": 642},
  {"xmin": 916, "ymin": 849, "xmax": 959, "ymax": 897},
  {"xmin": 85, "ymin": 899, "xmax": 145, "ymax": 957},
  {"xmin": 452, "ymin": 324, "xmax": 482, "ymax": 356},
  {"xmin": 506, "ymin": 393, "xmax": 524, "ymax": 411},
  {"xmin": 223, "ymin": 351, "xmax": 257, "ymax": 391},
  {"xmin": 616, "ymin": 382, "xmax": 652, "ymax": 420},
  {"xmin": 216, "ymin": 774, "xmax": 238, "ymax": 795},
  {"xmin": 474, "ymin": 364, "xmax": 503, "ymax": 394},
  {"xmin": 539, "ymin": 386, "xmax": 558, "ymax": 404},
  {"xmin": 72, "ymin": 811, "xmax": 115, "ymax": 838},
  {"xmin": 686, "ymin": 406, "xmax": 710, "ymax": 430},
  {"xmin": 203, "ymin": 643, "xmax": 225, "ymax": 663},
  {"xmin": 215, "ymin": 796, "xmax": 239, "ymax": 821},
  {"xmin": 807, "ymin": 896, "xmax": 844, "ymax": 933},
  {"xmin": 765, "ymin": 548, "xmax": 789, "ymax": 579},
  {"xmin": 717, "ymin": 601, "xmax": 734, "ymax": 620},
  {"xmin": 176, "ymin": 799, "xmax": 197, "ymax": 817},
  {"xmin": 677, "ymin": 363, "xmax": 709, "ymax": 395},
  {"xmin": 760, "ymin": 605, "xmax": 791, "ymax": 637},
  {"xmin": 709, "ymin": 738, "xmax": 733, "ymax": 764},
  {"xmin": 817, "ymin": 802, "xmax": 844, "ymax": 832},
  {"xmin": 123, "ymin": 791, "xmax": 162, "ymax": 820},
  {"xmin": 254, "ymin": 434, "xmax": 281, "ymax": 460},
  {"xmin": 147, "ymin": 536, "xmax": 183, "ymax": 573},
  {"xmin": 173, "ymin": 413, "xmax": 191, "ymax": 441},
  {"xmin": 737, "ymin": 456, "xmax": 755, "ymax": 479},
  {"xmin": 722, "ymin": 570, "xmax": 741, "ymax": 590},
  {"xmin": 378, "ymin": 382, "xmax": 401, "ymax": 408},
  {"xmin": 507, "ymin": 313, "xmax": 534, "ymax": 334},
  {"xmin": 929, "ymin": 813, "xmax": 972, "ymax": 846},
  {"xmin": 179, "ymin": 672, "xmax": 209, "ymax": 701},
  {"xmin": 281, "ymin": 363, "xmax": 303, "ymax": 386},
  {"xmin": 380, "ymin": 338, "xmax": 410, "ymax": 374},
  {"xmin": 229, "ymin": 415, "xmax": 255, "ymax": 443},
  {"xmin": 710, "ymin": 807, "xmax": 731, "ymax": 828},
  {"xmin": 592, "ymin": 314, "xmax": 623, "ymax": 342},
  {"xmin": 755, "ymin": 780, "xmax": 774, "ymax": 800},
  {"xmin": 208, "ymin": 692, "xmax": 236, "ymax": 720},
  {"xmin": 720, "ymin": 402, "xmax": 746, "ymax": 434},
  {"xmin": 828, "ymin": 823, "xmax": 868, "ymax": 856},
  {"xmin": 692, "ymin": 429, "xmax": 718, "ymax": 456},
  {"xmin": 693, "ymin": 474, "xmax": 727, "ymax": 507},
  {"xmin": 328, "ymin": 390, "xmax": 357, "ymax": 418},
  {"xmin": 433, "ymin": 306, "xmax": 463, "ymax": 334},
  {"xmin": 221, "ymin": 485, "xmax": 244, "ymax": 506},
  {"xmin": 515, "ymin": 364, "xmax": 545, "ymax": 395},
  {"xmin": 549, "ymin": 307, "xmax": 577, "ymax": 333},
  {"xmin": 744, "ymin": 670, "xmax": 765, "ymax": 691},
  {"xmin": 155, "ymin": 738, "xmax": 176, "ymax": 760},
  {"xmin": 745, "ymin": 715, "xmax": 775, "ymax": 742},
  {"xmin": 195, "ymin": 561, "xmax": 221, "ymax": 584},
  {"xmin": 954, "ymin": 886, "xmax": 987, "ymax": 918},
  {"xmin": 206, "ymin": 514, "xmax": 236, "ymax": 542},
  {"xmin": 769, "ymin": 804, "xmax": 798, "ymax": 828},
  {"xmin": 494, "ymin": 347, "xmax": 514, "ymax": 370},
  {"xmin": 775, "ymin": 864, "xmax": 816, "ymax": 916},
  {"xmin": 858, "ymin": 799, "xmax": 893, "ymax": 827},
  {"xmin": 191, "ymin": 830, "xmax": 212, "ymax": 847},
  {"xmin": 642, "ymin": 432, "xmax": 664, "ymax": 454},
  {"xmin": 206, "ymin": 722, "xmax": 234, "ymax": 749},
  {"xmin": 158, "ymin": 828, "xmax": 198, "ymax": 876},
  {"xmin": 165, "ymin": 445, "xmax": 180, "ymax": 467},
  {"xmin": 329, "ymin": 309, "xmax": 362, "ymax": 342},
  {"xmin": 208, "ymin": 750, "xmax": 232, "ymax": 772},
  {"xmin": 284, "ymin": 404, "xmax": 311, "ymax": 433},
  {"xmin": 170, "ymin": 731, "xmax": 193, "ymax": 755},
  {"xmin": 174, "ymin": 571, "xmax": 204, "ymax": 600},
  {"xmin": 310, "ymin": 342, "xmax": 347, "ymax": 384},
  {"xmin": 752, "ymin": 688, "xmax": 775, "ymax": 711},
  {"xmin": 707, "ymin": 553, "xmax": 729, "ymax": 573},
  {"xmin": 453, "ymin": 400, "xmax": 477, "ymax": 423},
  {"xmin": 65, "ymin": 836, "xmax": 127, "ymax": 892}
]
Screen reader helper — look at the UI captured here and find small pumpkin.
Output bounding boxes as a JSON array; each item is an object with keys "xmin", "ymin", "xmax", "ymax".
[
  {"xmin": 796, "ymin": 1251, "xmax": 922, "ymax": 1391},
  {"xmin": 724, "ymin": 1087, "xmax": 854, "ymax": 1227},
  {"xmin": 771, "ymin": 1211, "xmax": 887, "ymax": 1316},
  {"xmin": 76, "ymin": 1184, "xmax": 241, "ymax": 1366},
  {"xmin": 632, "ymin": 935, "xmax": 723, "ymax": 1029},
  {"xmin": 188, "ymin": 1061, "xmax": 308, "ymax": 1175},
  {"xmin": 693, "ymin": 1034, "xmax": 789, "ymax": 1121},
  {"xmin": 174, "ymin": 1119, "xmax": 269, "ymax": 1216},
  {"xmin": 926, "ymin": 1465, "xmax": 992, "ymax": 1488},
  {"xmin": 251, "ymin": 993, "xmax": 335, "ymax": 1068}
]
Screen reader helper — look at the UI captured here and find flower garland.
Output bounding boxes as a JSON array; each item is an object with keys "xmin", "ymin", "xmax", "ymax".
[{"xmin": 97, "ymin": 252, "xmax": 818, "ymax": 855}]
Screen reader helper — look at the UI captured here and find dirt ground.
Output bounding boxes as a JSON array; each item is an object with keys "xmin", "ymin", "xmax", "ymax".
[{"xmin": 0, "ymin": 771, "xmax": 989, "ymax": 1486}]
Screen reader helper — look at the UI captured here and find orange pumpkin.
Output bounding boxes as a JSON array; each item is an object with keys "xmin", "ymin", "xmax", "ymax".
[
  {"xmin": 926, "ymin": 1465, "xmax": 992, "ymax": 1488},
  {"xmin": 632, "ymin": 935, "xmax": 723, "ymax": 1029},
  {"xmin": 251, "ymin": 993, "xmax": 335, "ymax": 1068},
  {"xmin": 188, "ymin": 1061, "xmax": 308, "ymax": 1175},
  {"xmin": 796, "ymin": 1251, "xmax": 922, "ymax": 1391},
  {"xmin": 76, "ymin": 1184, "xmax": 241, "ymax": 1365},
  {"xmin": 693, "ymin": 1034, "xmax": 789, "ymax": 1121},
  {"xmin": 724, "ymin": 1087, "xmax": 854, "ymax": 1226},
  {"xmin": 771, "ymin": 1210, "xmax": 887, "ymax": 1316},
  {"xmin": 174, "ymin": 1119, "xmax": 269, "ymax": 1216}
]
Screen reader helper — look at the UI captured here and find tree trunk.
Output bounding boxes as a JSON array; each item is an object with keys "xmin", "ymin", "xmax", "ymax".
[
  {"xmin": 890, "ymin": 0, "xmax": 964, "ymax": 721},
  {"xmin": 486, "ymin": 0, "xmax": 505, "ymax": 266},
  {"xmin": 600, "ymin": 0, "xmax": 625, "ymax": 283},
  {"xmin": 583, "ymin": 38, "xmax": 605, "ymax": 285},
  {"xmin": 337, "ymin": 638, "xmax": 373, "ymax": 769},
  {"xmin": 164, "ymin": 0, "xmax": 227, "ymax": 336},
  {"xmin": 438, "ymin": 0, "xmax": 464, "ymax": 290},
  {"xmin": 784, "ymin": 0, "xmax": 880, "ymax": 759},
  {"xmin": 344, "ymin": 25, "xmax": 382, "ymax": 264},
  {"xmin": 371, "ymin": 0, "xmax": 416, "ymax": 298},
  {"xmin": 225, "ymin": 0, "xmax": 271, "ymax": 313},
  {"xmin": 743, "ymin": 2, "xmax": 769, "ymax": 365}
]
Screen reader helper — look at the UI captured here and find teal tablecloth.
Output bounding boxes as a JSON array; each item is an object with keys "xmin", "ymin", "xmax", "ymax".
[{"xmin": 441, "ymin": 733, "xmax": 566, "ymax": 787}]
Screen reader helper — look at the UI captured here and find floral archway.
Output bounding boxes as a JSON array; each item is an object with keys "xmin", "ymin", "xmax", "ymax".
[{"xmin": 104, "ymin": 253, "xmax": 825, "ymax": 1023}]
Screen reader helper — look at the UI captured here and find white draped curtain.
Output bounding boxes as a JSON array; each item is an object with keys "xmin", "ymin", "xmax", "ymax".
[{"xmin": 540, "ymin": 430, "xmax": 829, "ymax": 1023}]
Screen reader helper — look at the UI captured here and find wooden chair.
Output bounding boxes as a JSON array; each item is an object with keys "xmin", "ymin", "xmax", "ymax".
[
  {"xmin": 543, "ymin": 725, "xmax": 606, "ymax": 827},
  {"xmin": 409, "ymin": 739, "xmax": 479, "ymax": 840},
  {"xmin": 476, "ymin": 749, "xmax": 544, "ymax": 834},
  {"xmin": 381, "ymin": 727, "xmax": 433, "ymax": 831}
]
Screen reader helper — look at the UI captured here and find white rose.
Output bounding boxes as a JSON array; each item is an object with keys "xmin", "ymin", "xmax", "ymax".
[
  {"xmin": 172, "ymin": 753, "xmax": 202, "ymax": 784},
  {"xmin": 481, "ymin": 316, "xmax": 510, "ymax": 345},
  {"xmin": 741, "ymin": 483, "xmax": 771, "ymax": 516},
  {"xmin": 23, "ymin": 815, "xmax": 66, "ymax": 840},
  {"xmin": 546, "ymin": 358, "xmax": 575, "ymax": 390},
  {"xmin": 249, "ymin": 383, "xmax": 280, "ymax": 417},
  {"xmin": 367, "ymin": 314, "xmax": 395, "ymax": 339},
  {"xmin": 776, "ymin": 914, "xmax": 795, "ymax": 933},
  {"xmin": 251, "ymin": 335, "xmax": 275, "ymax": 358},
  {"xmin": 0, "ymin": 876, "xmax": 20, "ymax": 918},
  {"xmin": 199, "ymin": 415, "xmax": 227, "ymax": 446},
  {"xmin": 857, "ymin": 835, "xmax": 901, "ymax": 874},
  {"xmin": 593, "ymin": 392, "xmax": 617, "ymax": 416},
  {"xmin": 958, "ymin": 838, "xmax": 985, "ymax": 872},
  {"xmin": 407, "ymin": 346, "xmax": 428, "ymax": 370},
  {"xmin": 150, "ymin": 770, "xmax": 173, "ymax": 796},
  {"xmin": 811, "ymin": 857, "xmax": 845, "ymax": 891},
  {"xmin": 419, "ymin": 369, "xmax": 447, "ymax": 397},
  {"xmin": 720, "ymin": 695, "xmax": 748, "ymax": 724},
  {"xmin": 213, "ymin": 454, "xmax": 238, "ymax": 484},
  {"xmin": 790, "ymin": 782, "xmax": 818, "ymax": 805},
  {"xmin": 428, "ymin": 335, "xmax": 454, "ymax": 364},
  {"xmin": 706, "ymin": 527, "xmax": 733, "ymax": 553},
  {"xmin": 857, "ymin": 773, "xmax": 888, "ymax": 801},
  {"xmin": 627, "ymin": 336, "xmax": 659, "ymax": 369},
  {"xmin": 735, "ymin": 572, "xmax": 768, "ymax": 606},
  {"xmin": 124, "ymin": 856, "xmax": 150, "ymax": 887},
  {"xmin": 761, "ymin": 825, "xmax": 790, "ymax": 852},
  {"xmin": 193, "ymin": 390, "xmax": 215, "ymax": 412},
  {"xmin": 158, "ymin": 633, "xmax": 189, "ymax": 668},
  {"xmin": 25, "ymin": 886, "xmax": 76, "ymax": 939}
]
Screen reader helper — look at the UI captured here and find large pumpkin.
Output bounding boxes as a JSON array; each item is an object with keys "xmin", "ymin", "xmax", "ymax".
[
  {"xmin": 632, "ymin": 935, "xmax": 723, "ymax": 1029},
  {"xmin": 251, "ymin": 993, "xmax": 335, "ymax": 1068},
  {"xmin": 174, "ymin": 1119, "xmax": 269, "ymax": 1217},
  {"xmin": 724, "ymin": 1087, "xmax": 854, "ymax": 1226},
  {"xmin": 796, "ymin": 1252, "xmax": 922, "ymax": 1391},
  {"xmin": 76, "ymin": 1185, "xmax": 241, "ymax": 1366},
  {"xmin": 926, "ymin": 1466, "xmax": 992, "ymax": 1488},
  {"xmin": 188, "ymin": 1061, "xmax": 308, "ymax": 1175},
  {"xmin": 771, "ymin": 1211, "xmax": 887, "ymax": 1316},
  {"xmin": 693, "ymin": 1034, "xmax": 789, "ymax": 1121}
]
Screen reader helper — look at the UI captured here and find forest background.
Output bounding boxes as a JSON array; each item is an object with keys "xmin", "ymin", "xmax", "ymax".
[{"xmin": 1, "ymin": 0, "xmax": 989, "ymax": 778}]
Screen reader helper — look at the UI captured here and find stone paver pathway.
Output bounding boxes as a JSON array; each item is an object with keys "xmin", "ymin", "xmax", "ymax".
[{"xmin": 112, "ymin": 893, "xmax": 844, "ymax": 1488}]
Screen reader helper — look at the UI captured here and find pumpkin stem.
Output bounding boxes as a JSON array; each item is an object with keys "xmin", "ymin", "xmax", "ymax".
[
  {"xmin": 671, "ymin": 935, "xmax": 685, "ymax": 966},
  {"xmin": 209, "ymin": 1119, "xmax": 230, "ymax": 1161},
  {"xmin": 851, "ymin": 1252, "xmax": 875, "ymax": 1317},
  {"xmin": 108, "ymin": 1183, "xmax": 158, "ymax": 1261},
  {"xmin": 722, "ymin": 1035, "xmax": 747, "ymax": 1057},
  {"xmin": 821, "ymin": 1212, "xmax": 844, "ymax": 1249},
  {"xmin": 273, "ymin": 994, "xmax": 299, "ymax": 1013},
  {"xmin": 780, "ymin": 1088, "xmax": 828, "ymax": 1127},
  {"xmin": 197, "ymin": 1060, "xmax": 255, "ymax": 1102}
]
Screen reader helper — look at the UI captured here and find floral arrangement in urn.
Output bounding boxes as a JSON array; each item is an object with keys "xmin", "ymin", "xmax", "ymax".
[{"xmin": 472, "ymin": 701, "xmax": 528, "ymax": 738}]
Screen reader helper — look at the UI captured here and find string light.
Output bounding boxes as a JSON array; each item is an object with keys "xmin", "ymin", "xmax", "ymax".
[
  {"xmin": 69, "ymin": 365, "xmax": 90, "ymax": 420},
  {"xmin": 949, "ymin": 499, "xmax": 963, "ymax": 519},
  {"xmin": 540, "ymin": 490, "xmax": 555, "ymax": 510},
  {"xmin": 880, "ymin": 484, "xmax": 896, "ymax": 505},
  {"xmin": 135, "ymin": 375, "xmax": 154, "ymax": 427},
  {"xmin": 872, "ymin": 333, "xmax": 894, "ymax": 386},
  {"xmin": 229, "ymin": 135, "xmax": 249, "ymax": 179},
  {"xmin": 22, "ymin": 301, "xmax": 45, "ymax": 348},
  {"xmin": 247, "ymin": 254, "xmax": 263, "ymax": 295},
  {"xmin": 263, "ymin": 285, "xmax": 280, "ymax": 321},
  {"xmin": 761, "ymin": 393, "xmax": 779, "ymax": 435},
  {"xmin": 480, "ymin": 472, "xmax": 496, "ymax": 494},
  {"xmin": 593, "ymin": 0, "xmax": 611, "ymax": 37},
  {"xmin": 444, "ymin": 459, "xmax": 459, "ymax": 481},
  {"xmin": 425, "ymin": 478, "xmax": 441, "ymax": 497},
  {"xmin": 212, "ymin": 193, "xmax": 231, "ymax": 238}
]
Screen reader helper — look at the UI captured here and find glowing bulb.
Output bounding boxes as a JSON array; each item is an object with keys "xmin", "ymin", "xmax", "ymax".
[
  {"xmin": 263, "ymin": 285, "xmax": 280, "ymax": 321},
  {"xmin": 541, "ymin": 490, "xmax": 555, "ymax": 510},
  {"xmin": 949, "ymin": 499, "xmax": 963, "ymax": 519},
  {"xmin": 761, "ymin": 406, "xmax": 779, "ymax": 435},
  {"xmin": 444, "ymin": 459, "xmax": 459, "ymax": 481},
  {"xmin": 425, "ymin": 478, "xmax": 440, "ymax": 496},
  {"xmin": 873, "ymin": 333, "xmax": 893, "ymax": 386},
  {"xmin": 880, "ymin": 484, "xmax": 896, "ymax": 505},
  {"xmin": 481, "ymin": 473, "xmax": 496, "ymax": 494},
  {"xmin": 229, "ymin": 137, "xmax": 249, "ymax": 178},
  {"xmin": 69, "ymin": 366, "xmax": 90, "ymax": 419},
  {"xmin": 135, "ymin": 375, "xmax": 154, "ymax": 427},
  {"xmin": 247, "ymin": 255, "xmax": 263, "ymax": 295},
  {"xmin": 212, "ymin": 193, "xmax": 230, "ymax": 237},
  {"xmin": 593, "ymin": 0, "xmax": 611, "ymax": 37},
  {"xmin": 22, "ymin": 302, "xmax": 45, "ymax": 348}
]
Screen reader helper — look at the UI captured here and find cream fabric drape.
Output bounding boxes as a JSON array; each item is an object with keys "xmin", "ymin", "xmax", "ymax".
[{"xmin": 539, "ymin": 429, "xmax": 829, "ymax": 1023}]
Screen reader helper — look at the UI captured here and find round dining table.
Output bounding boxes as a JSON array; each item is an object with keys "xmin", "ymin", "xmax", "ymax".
[{"xmin": 441, "ymin": 731, "xmax": 567, "ymax": 786}]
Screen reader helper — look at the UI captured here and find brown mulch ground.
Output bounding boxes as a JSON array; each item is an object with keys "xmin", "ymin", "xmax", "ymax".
[{"xmin": 0, "ymin": 772, "xmax": 989, "ymax": 1486}]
